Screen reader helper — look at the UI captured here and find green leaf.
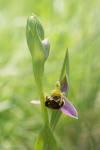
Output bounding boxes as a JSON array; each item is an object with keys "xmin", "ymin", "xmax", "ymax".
[
  {"xmin": 50, "ymin": 110, "xmax": 61, "ymax": 130},
  {"xmin": 60, "ymin": 49, "xmax": 69, "ymax": 93},
  {"xmin": 50, "ymin": 49, "xmax": 69, "ymax": 130},
  {"xmin": 34, "ymin": 125, "xmax": 59, "ymax": 150},
  {"xmin": 34, "ymin": 131, "xmax": 44, "ymax": 150}
]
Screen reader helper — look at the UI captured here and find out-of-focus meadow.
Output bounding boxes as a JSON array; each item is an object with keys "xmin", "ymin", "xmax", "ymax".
[{"xmin": 0, "ymin": 0, "xmax": 100, "ymax": 149}]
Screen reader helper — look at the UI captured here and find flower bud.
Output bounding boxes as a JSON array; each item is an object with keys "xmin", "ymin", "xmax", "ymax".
[{"xmin": 26, "ymin": 15, "xmax": 50, "ymax": 91}]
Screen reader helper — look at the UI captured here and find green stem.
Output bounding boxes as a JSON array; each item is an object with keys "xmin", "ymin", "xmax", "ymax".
[
  {"xmin": 32, "ymin": 63, "xmax": 49, "ymax": 125},
  {"xmin": 39, "ymin": 92, "xmax": 49, "ymax": 125}
]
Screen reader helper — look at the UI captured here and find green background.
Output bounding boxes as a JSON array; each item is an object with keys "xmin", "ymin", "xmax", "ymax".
[{"xmin": 0, "ymin": 0, "xmax": 100, "ymax": 149}]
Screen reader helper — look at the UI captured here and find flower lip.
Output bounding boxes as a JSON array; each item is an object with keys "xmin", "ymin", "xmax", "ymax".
[{"xmin": 45, "ymin": 95, "xmax": 64, "ymax": 109}]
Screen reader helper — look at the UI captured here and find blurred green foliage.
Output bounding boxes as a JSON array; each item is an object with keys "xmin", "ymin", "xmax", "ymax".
[{"xmin": 0, "ymin": 0, "xmax": 100, "ymax": 149}]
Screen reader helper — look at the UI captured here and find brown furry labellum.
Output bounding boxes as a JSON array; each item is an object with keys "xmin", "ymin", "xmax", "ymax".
[{"xmin": 45, "ymin": 95, "xmax": 65, "ymax": 109}]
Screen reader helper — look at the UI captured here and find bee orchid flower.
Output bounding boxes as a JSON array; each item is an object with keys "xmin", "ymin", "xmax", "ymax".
[{"xmin": 31, "ymin": 81, "xmax": 78, "ymax": 119}]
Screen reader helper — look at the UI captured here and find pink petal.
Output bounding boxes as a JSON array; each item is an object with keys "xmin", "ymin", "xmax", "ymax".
[
  {"xmin": 60, "ymin": 97, "xmax": 78, "ymax": 119},
  {"xmin": 60, "ymin": 76, "xmax": 69, "ymax": 93}
]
